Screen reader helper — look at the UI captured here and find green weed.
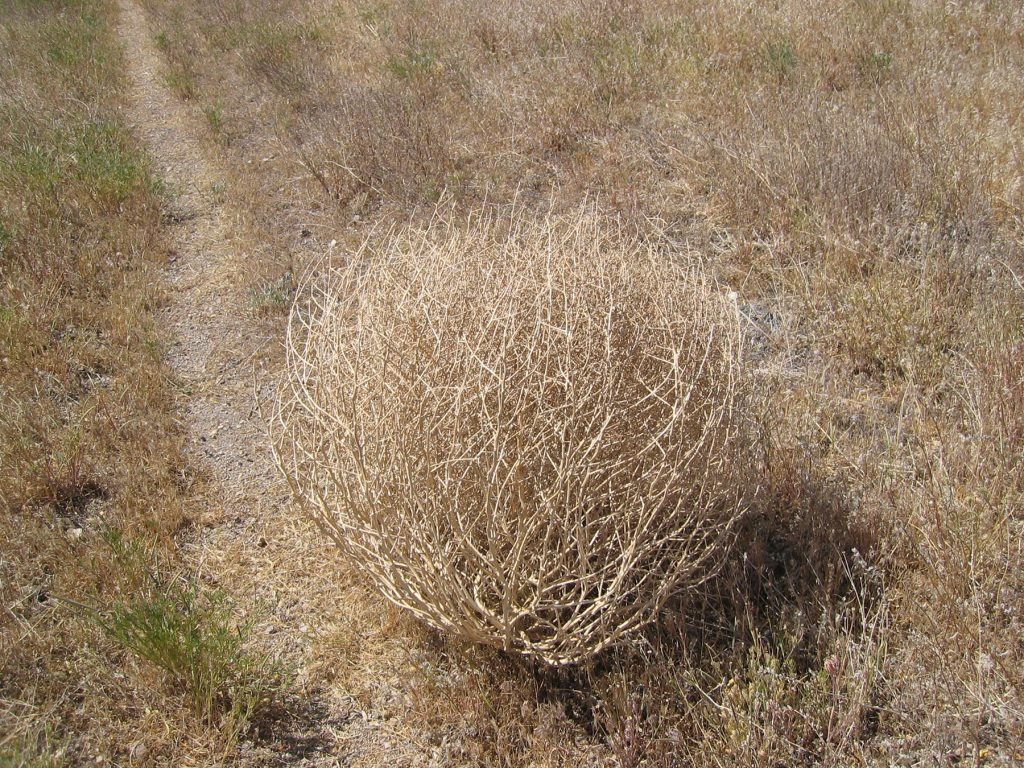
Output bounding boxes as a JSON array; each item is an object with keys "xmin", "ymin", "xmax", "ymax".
[
  {"xmin": 249, "ymin": 271, "xmax": 295, "ymax": 317},
  {"xmin": 4, "ymin": 142, "xmax": 61, "ymax": 195},
  {"xmin": 386, "ymin": 47, "xmax": 440, "ymax": 81},
  {"xmin": 858, "ymin": 50, "xmax": 893, "ymax": 84},
  {"xmin": 203, "ymin": 102, "xmax": 224, "ymax": 137},
  {"xmin": 357, "ymin": 4, "xmax": 392, "ymax": 38},
  {"xmin": 94, "ymin": 533, "xmax": 286, "ymax": 733},
  {"xmin": 72, "ymin": 121, "xmax": 146, "ymax": 202},
  {"xmin": 0, "ymin": 724, "xmax": 68, "ymax": 768},
  {"xmin": 2, "ymin": 121, "xmax": 146, "ymax": 207},
  {"xmin": 165, "ymin": 70, "xmax": 198, "ymax": 100},
  {"xmin": 44, "ymin": 11, "xmax": 102, "ymax": 69},
  {"xmin": 764, "ymin": 39, "xmax": 797, "ymax": 81},
  {"xmin": 0, "ymin": 219, "xmax": 12, "ymax": 256}
]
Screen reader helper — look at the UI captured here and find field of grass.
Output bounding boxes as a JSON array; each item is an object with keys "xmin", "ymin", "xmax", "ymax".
[
  {"xmin": 0, "ymin": 1, "xmax": 283, "ymax": 764},
  {"xmin": 2, "ymin": 0, "xmax": 1022, "ymax": 765}
]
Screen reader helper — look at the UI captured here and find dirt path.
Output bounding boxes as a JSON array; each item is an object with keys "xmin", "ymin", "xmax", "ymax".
[
  {"xmin": 115, "ymin": 2, "xmax": 435, "ymax": 765},
  {"xmin": 116, "ymin": 0, "xmax": 273, "ymax": 505}
]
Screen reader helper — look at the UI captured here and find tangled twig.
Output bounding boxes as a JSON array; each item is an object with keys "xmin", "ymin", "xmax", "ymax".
[{"xmin": 272, "ymin": 213, "xmax": 747, "ymax": 665}]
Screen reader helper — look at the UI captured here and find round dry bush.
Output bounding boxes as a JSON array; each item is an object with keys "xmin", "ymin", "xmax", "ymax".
[{"xmin": 273, "ymin": 215, "xmax": 747, "ymax": 665}]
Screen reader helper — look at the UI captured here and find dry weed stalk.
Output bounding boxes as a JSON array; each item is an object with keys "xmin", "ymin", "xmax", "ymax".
[{"xmin": 273, "ymin": 214, "xmax": 747, "ymax": 665}]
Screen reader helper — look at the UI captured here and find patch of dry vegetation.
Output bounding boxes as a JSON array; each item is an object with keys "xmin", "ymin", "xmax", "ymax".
[
  {"xmin": 8, "ymin": 0, "xmax": 1023, "ymax": 763},
  {"xmin": 0, "ymin": 2, "xmax": 282, "ymax": 764},
  {"xmin": 275, "ymin": 214, "xmax": 749, "ymax": 666}
]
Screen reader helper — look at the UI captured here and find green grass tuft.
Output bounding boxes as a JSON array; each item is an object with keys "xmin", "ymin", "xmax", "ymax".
[
  {"xmin": 94, "ymin": 532, "xmax": 286, "ymax": 732},
  {"xmin": 765, "ymin": 39, "xmax": 797, "ymax": 80}
]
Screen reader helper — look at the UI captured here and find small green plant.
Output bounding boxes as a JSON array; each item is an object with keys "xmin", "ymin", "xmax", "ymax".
[
  {"xmin": 859, "ymin": 50, "xmax": 893, "ymax": 85},
  {"xmin": 143, "ymin": 336, "xmax": 162, "ymax": 359},
  {"xmin": 0, "ymin": 219, "xmax": 12, "ymax": 256},
  {"xmin": 0, "ymin": 723, "xmax": 68, "ymax": 768},
  {"xmin": 356, "ymin": 3, "xmax": 392, "ymax": 38},
  {"xmin": 764, "ymin": 39, "xmax": 797, "ymax": 81},
  {"xmin": 99, "ymin": 587, "xmax": 280, "ymax": 726},
  {"xmin": 93, "ymin": 533, "xmax": 285, "ymax": 736},
  {"xmin": 7, "ymin": 142, "xmax": 61, "ymax": 194},
  {"xmin": 250, "ymin": 271, "xmax": 295, "ymax": 317},
  {"xmin": 47, "ymin": 40, "xmax": 83, "ymax": 67},
  {"xmin": 44, "ymin": 10, "xmax": 102, "ymax": 72},
  {"xmin": 385, "ymin": 47, "xmax": 440, "ymax": 81},
  {"xmin": 71, "ymin": 121, "xmax": 146, "ymax": 203},
  {"xmin": 145, "ymin": 171, "xmax": 168, "ymax": 197},
  {"xmin": 208, "ymin": 180, "xmax": 227, "ymax": 204},
  {"xmin": 203, "ymin": 102, "xmax": 224, "ymax": 136},
  {"xmin": 165, "ymin": 70, "xmax": 198, "ymax": 101},
  {"xmin": 3, "ymin": 122, "xmax": 146, "ymax": 207}
]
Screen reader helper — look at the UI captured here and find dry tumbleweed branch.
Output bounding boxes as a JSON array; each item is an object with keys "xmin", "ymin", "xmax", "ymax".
[{"xmin": 272, "ymin": 214, "xmax": 747, "ymax": 665}]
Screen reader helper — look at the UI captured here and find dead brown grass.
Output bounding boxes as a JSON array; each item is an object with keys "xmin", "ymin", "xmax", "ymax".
[
  {"xmin": 0, "ymin": 2, "xmax": 171, "ymax": 762},
  {"xmin": 9, "ymin": 0, "xmax": 1024, "ymax": 763},
  {"xmin": 0, "ymin": 1, "xmax": 284, "ymax": 764}
]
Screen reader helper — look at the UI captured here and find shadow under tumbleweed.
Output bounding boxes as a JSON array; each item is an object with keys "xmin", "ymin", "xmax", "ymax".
[
  {"xmin": 244, "ymin": 691, "xmax": 353, "ymax": 766},
  {"xmin": 440, "ymin": 442, "xmax": 886, "ymax": 766},
  {"xmin": 583, "ymin": 443, "xmax": 886, "ymax": 766},
  {"xmin": 371, "ymin": 435, "xmax": 887, "ymax": 767},
  {"xmin": 677, "ymin": 443, "xmax": 882, "ymax": 669}
]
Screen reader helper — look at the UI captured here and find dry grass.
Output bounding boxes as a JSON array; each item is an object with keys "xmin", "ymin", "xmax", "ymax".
[
  {"xmin": 151, "ymin": 0, "xmax": 1021, "ymax": 761},
  {"xmin": 5, "ymin": 0, "xmax": 1023, "ymax": 763},
  {"xmin": 0, "ymin": 1, "xmax": 283, "ymax": 764},
  {"xmin": 274, "ymin": 213, "xmax": 748, "ymax": 665}
]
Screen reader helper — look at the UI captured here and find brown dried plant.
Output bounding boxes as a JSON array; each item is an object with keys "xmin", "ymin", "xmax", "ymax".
[{"xmin": 272, "ymin": 214, "xmax": 747, "ymax": 665}]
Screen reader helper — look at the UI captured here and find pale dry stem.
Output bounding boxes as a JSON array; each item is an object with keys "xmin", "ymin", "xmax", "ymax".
[{"xmin": 274, "ymin": 213, "xmax": 747, "ymax": 665}]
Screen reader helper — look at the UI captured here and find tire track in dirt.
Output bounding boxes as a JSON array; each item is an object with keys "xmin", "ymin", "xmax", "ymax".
[{"xmin": 115, "ymin": 2, "xmax": 438, "ymax": 765}]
